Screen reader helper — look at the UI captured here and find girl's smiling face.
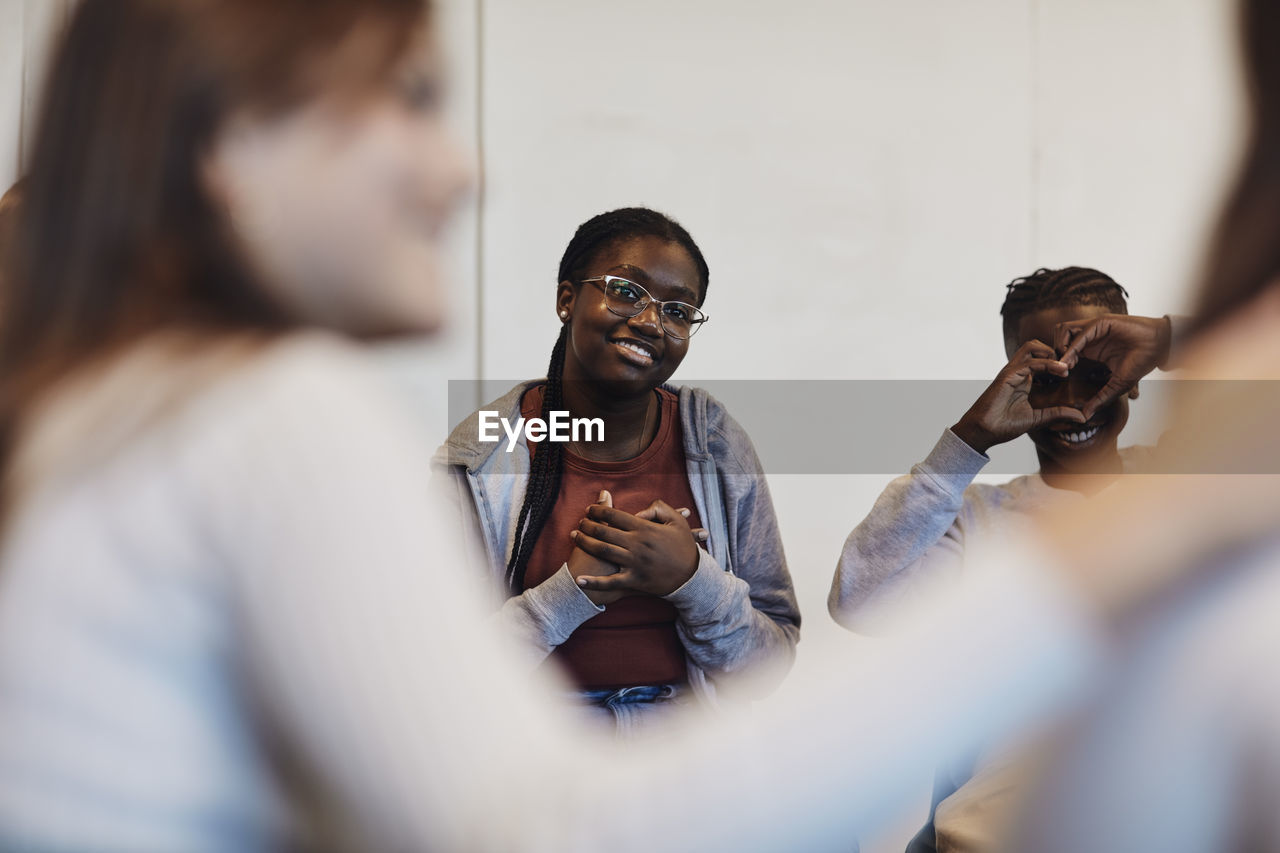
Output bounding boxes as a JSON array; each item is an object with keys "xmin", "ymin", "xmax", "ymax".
[
  {"xmin": 557, "ymin": 236, "xmax": 704, "ymax": 397},
  {"xmin": 1012, "ymin": 304, "xmax": 1135, "ymax": 470}
]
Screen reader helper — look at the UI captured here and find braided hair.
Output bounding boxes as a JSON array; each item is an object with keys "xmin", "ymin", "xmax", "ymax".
[
  {"xmin": 504, "ymin": 207, "xmax": 709, "ymax": 593},
  {"xmin": 1000, "ymin": 266, "xmax": 1129, "ymax": 350}
]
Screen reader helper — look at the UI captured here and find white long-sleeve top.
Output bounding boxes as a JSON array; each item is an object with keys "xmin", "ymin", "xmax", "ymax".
[
  {"xmin": 0, "ymin": 333, "xmax": 1102, "ymax": 852},
  {"xmin": 1013, "ymin": 538, "xmax": 1280, "ymax": 853}
]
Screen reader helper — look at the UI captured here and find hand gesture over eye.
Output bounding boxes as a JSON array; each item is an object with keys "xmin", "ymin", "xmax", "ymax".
[
  {"xmin": 952, "ymin": 340, "xmax": 1083, "ymax": 453},
  {"xmin": 1054, "ymin": 314, "xmax": 1171, "ymax": 420}
]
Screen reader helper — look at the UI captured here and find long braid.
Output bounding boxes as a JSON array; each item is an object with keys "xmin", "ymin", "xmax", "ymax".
[
  {"xmin": 505, "ymin": 327, "xmax": 568, "ymax": 592},
  {"xmin": 504, "ymin": 206, "xmax": 710, "ymax": 595},
  {"xmin": 1000, "ymin": 266, "xmax": 1129, "ymax": 347}
]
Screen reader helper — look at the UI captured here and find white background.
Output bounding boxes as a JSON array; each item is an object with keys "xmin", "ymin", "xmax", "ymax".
[{"xmin": 1, "ymin": 1, "xmax": 1246, "ymax": 848}]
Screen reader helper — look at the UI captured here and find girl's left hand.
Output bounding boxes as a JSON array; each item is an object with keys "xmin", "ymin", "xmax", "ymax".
[{"xmin": 570, "ymin": 499, "xmax": 700, "ymax": 597}]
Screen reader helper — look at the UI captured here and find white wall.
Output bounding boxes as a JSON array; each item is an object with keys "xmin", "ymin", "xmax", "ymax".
[
  {"xmin": 0, "ymin": 1, "xmax": 1247, "ymax": 849},
  {"xmin": 477, "ymin": 0, "xmax": 1241, "ymax": 383},
  {"xmin": 0, "ymin": 0, "xmax": 70, "ymax": 184}
]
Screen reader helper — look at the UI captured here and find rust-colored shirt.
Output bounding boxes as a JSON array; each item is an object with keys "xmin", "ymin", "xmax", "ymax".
[{"xmin": 521, "ymin": 385, "xmax": 700, "ymax": 690}]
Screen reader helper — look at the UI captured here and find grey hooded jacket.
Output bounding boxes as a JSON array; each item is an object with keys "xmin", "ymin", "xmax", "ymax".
[{"xmin": 433, "ymin": 381, "xmax": 801, "ymax": 704}]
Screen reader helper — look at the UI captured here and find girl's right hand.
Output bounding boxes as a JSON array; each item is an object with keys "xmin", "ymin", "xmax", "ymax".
[{"xmin": 951, "ymin": 340, "xmax": 1082, "ymax": 453}]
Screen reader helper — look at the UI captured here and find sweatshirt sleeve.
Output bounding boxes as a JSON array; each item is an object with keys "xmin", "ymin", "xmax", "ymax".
[
  {"xmin": 666, "ymin": 544, "xmax": 798, "ymax": 695},
  {"xmin": 494, "ymin": 565, "xmax": 603, "ymax": 666},
  {"xmin": 829, "ymin": 428, "xmax": 989, "ymax": 633},
  {"xmin": 428, "ymin": 450, "xmax": 601, "ymax": 666}
]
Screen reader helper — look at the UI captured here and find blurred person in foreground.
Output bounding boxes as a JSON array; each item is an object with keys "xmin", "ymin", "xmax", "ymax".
[
  {"xmin": 0, "ymin": 1, "xmax": 1091, "ymax": 849},
  {"xmin": 1001, "ymin": 0, "xmax": 1280, "ymax": 849},
  {"xmin": 0, "ymin": 1, "xmax": 1269, "ymax": 853}
]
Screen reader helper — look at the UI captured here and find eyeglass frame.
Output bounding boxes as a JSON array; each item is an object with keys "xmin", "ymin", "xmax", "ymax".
[{"xmin": 579, "ymin": 275, "xmax": 710, "ymax": 340}]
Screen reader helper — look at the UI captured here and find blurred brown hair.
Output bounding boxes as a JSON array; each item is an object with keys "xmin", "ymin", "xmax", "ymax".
[
  {"xmin": 0, "ymin": 179, "xmax": 22, "ymax": 224},
  {"xmin": 0, "ymin": 0, "xmax": 429, "ymax": 521},
  {"xmin": 1195, "ymin": 0, "xmax": 1280, "ymax": 330},
  {"xmin": 0, "ymin": 178, "xmax": 22, "ymax": 307}
]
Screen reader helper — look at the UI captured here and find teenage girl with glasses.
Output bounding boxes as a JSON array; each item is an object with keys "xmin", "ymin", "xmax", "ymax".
[{"xmin": 439, "ymin": 207, "xmax": 800, "ymax": 734}]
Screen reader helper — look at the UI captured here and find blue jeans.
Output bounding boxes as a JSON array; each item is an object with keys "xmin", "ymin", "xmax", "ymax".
[{"xmin": 573, "ymin": 684, "xmax": 688, "ymax": 739}]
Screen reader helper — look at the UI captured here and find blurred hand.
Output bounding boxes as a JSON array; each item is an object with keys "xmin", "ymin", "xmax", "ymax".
[
  {"xmin": 571, "ymin": 499, "xmax": 700, "ymax": 597},
  {"xmin": 952, "ymin": 340, "xmax": 1081, "ymax": 453},
  {"xmin": 1042, "ymin": 288, "xmax": 1280, "ymax": 621},
  {"xmin": 1054, "ymin": 314, "xmax": 1171, "ymax": 420},
  {"xmin": 1158, "ymin": 286, "xmax": 1280, "ymax": 475}
]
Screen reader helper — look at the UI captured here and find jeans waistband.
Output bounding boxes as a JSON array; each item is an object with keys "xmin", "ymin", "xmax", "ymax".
[{"xmin": 576, "ymin": 684, "xmax": 681, "ymax": 707}]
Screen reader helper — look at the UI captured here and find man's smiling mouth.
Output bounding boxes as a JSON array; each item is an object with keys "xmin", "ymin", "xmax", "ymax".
[{"xmin": 1045, "ymin": 418, "xmax": 1108, "ymax": 448}]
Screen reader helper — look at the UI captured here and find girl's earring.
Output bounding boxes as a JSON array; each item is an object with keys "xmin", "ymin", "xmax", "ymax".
[{"xmin": 559, "ymin": 310, "xmax": 569, "ymax": 320}]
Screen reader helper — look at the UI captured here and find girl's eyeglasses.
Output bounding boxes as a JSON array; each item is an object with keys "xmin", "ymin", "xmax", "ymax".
[{"xmin": 580, "ymin": 275, "xmax": 709, "ymax": 340}]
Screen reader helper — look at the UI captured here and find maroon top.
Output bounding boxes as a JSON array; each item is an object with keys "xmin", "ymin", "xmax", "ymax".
[{"xmin": 521, "ymin": 385, "xmax": 700, "ymax": 690}]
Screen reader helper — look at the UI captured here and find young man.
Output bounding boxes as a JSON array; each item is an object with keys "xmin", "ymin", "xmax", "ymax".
[{"xmin": 829, "ymin": 266, "xmax": 1183, "ymax": 853}]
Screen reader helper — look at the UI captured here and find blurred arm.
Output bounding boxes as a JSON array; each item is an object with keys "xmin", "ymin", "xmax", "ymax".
[{"xmin": 204, "ymin": 349, "xmax": 1103, "ymax": 852}]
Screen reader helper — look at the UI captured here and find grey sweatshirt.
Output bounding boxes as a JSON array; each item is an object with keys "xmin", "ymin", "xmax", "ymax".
[
  {"xmin": 434, "ymin": 381, "xmax": 801, "ymax": 704},
  {"xmin": 830, "ymin": 427, "xmax": 1151, "ymax": 853},
  {"xmin": 829, "ymin": 427, "xmax": 1152, "ymax": 633},
  {"xmin": 832, "ymin": 315, "xmax": 1190, "ymax": 635}
]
